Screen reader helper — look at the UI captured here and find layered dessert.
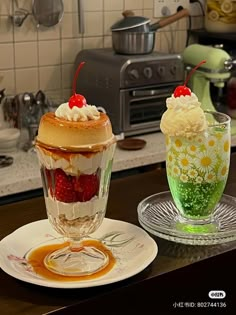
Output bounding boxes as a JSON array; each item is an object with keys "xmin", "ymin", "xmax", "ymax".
[
  {"xmin": 160, "ymin": 77, "xmax": 231, "ymax": 220},
  {"xmin": 36, "ymin": 81, "xmax": 116, "ymax": 238}
]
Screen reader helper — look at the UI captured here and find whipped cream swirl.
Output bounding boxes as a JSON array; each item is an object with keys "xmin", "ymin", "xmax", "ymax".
[
  {"xmin": 166, "ymin": 92, "xmax": 201, "ymax": 111},
  {"xmin": 55, "ymin": 103, "xmax": 100, "ymax": 122}
]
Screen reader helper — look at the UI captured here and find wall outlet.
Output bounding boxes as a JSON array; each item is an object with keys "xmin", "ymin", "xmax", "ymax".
[{"xmin": 154, "ymin": 0, "xmax": 190, "ymax": 17}]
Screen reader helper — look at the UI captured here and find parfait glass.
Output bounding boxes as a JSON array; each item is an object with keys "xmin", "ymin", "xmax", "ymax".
[
  {"xmin": 165, "ymin": 111, "xmax": 231, "ymax": 232},
  {"xmin": 36, "ymin": 140, "xmax": 116, "ymax": 276}
]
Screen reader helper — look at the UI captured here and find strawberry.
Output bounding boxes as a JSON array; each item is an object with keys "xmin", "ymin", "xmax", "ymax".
[
  {"xmin": 73, "ymin": 174, "xmax": 99, "ymax": 202},
  {"xmin": 54, "ymin": 169, "xmax": 77, "ymax": 203}
]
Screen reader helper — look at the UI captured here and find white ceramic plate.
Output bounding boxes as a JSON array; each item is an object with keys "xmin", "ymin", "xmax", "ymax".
[{"xmin": 0, "ymin": 218, "xmax": 158, "ymax": 289}]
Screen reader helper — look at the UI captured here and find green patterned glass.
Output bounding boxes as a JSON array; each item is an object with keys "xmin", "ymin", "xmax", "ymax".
[{"xmin": 166, "ymin": 111, "xmax": 231, "ymax": 228}]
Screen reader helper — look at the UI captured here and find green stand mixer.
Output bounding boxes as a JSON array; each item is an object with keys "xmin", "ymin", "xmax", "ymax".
[{"xmin": 183, "ymin": 44, "xmax": 236, "ymax": 135}]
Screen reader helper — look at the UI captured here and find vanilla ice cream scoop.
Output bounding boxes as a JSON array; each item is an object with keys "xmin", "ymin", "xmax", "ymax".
[
  {"xmin": 160, "ymin": 92, "xmax": 207, "ymax": 138},
  {"xmin": 160, "ymin": 60, "xmax": 208, "ymax": 138}
]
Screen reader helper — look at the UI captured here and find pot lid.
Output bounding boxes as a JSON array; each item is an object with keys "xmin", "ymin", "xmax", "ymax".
[{"xmin": 111, "ymin": 15, "xmax": 150, "ymax": 31}]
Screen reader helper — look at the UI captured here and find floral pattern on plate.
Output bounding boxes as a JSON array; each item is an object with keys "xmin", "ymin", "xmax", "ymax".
[{"xmin": 0, "ymin": 218, "xmax": 158, "ymax": 288}]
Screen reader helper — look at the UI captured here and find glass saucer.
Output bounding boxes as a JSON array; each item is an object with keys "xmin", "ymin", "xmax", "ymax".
[{"xmin": 137, "ymin": 191, "xmax": 236, "ymax": 245}]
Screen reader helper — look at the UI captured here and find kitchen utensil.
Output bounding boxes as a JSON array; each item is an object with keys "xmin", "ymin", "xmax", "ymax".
[
  {"xmin": 111, "ymin": 9, "xmax": 189, "ymax": 54},
  {"xmin": 111, "ymin": 10, "xmax": 150, "ymax": 32},
  {"xmin": 32, "ymin": 0, "xmax": 64, "ymax": 28},
  {"xmin": 10, "ymin": 8, "xmax": 29, "ymax": 27},
  {"xmin": 35, "ymin": 90, "xmax": 49, "ymax": 114},
  {"xmin": 183, "ymin": 44, "xmax": 236, "ymax": 135},
  {"xmin": 112, "ymin": 31, "xmax": 156, "ymax": 55},
  {"xmin": 111, "ymin": 9, "xmax": 189, "ymax": 32},
  {"xmin": 2, "ymin": 95, "xmax": 20, "ymax": 128},
  {"xmin": 10, "ymin": 1, "xmax": 29, "ymax": 27},
  {"xmin": 77, "ymin": 0, "xmax": 85, "ymax": 33},
  {"xmin": 0, "ymin": 155, "xmax": 14, "ymax": 168}
]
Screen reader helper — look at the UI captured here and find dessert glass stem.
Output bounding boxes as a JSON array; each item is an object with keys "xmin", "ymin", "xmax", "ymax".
[{"xmin": 44, "ymin": 238, "xmax": 109, "ymax": 276}]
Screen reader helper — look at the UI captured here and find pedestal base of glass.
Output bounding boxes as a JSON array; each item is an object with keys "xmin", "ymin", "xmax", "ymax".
[
  {"xmin": 174, "ymin": 215, "xmax": 219, "ymax": 234},
  {"xmin": 44, "ymin": 243, "xmax": 109, "ymax": 276}
]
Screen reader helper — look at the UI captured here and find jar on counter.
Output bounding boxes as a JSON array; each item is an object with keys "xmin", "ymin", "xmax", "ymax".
[{"xmin": 205, "ymin": 0, "xmax": 236, "ymax": 32}]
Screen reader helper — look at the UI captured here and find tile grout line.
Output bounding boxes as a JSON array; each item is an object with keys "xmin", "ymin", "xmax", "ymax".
[{"xmin": 12, "ymin": 0, "xmax": 17, "ymax": 95}]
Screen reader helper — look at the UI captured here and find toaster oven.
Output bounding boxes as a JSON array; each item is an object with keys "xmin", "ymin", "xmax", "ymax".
[{"xmin": 74, "ymin": 48, "xmax": 184, "ymax": 137}]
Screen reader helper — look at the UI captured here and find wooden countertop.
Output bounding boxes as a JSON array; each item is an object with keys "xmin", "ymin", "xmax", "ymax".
[{"xmin": 0, "ymin": 154, "xmax": 236, "ymax": 314}]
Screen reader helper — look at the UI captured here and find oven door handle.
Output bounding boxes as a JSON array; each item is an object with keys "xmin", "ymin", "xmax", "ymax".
[{"xmin": 132, "ymin": 89, "xmax": 172, "ymax": 97}]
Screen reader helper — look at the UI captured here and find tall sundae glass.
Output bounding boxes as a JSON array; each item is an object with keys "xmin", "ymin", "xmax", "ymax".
[
  {"xmin": 160, "ymin": 61, "xmax": 231, "ymax": 232},
  {"xmin": 35, "ymin": 63, "xmax": 116, "ymax": 276}
]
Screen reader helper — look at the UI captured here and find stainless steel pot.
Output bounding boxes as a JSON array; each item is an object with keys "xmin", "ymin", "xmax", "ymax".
[
  {"xmin": 112, "ymin": 32, "xmax": 155, "ymax": 55},
  {"xmin": 111, "ymin": 9, "xmax": 189, "ymax": 55}
]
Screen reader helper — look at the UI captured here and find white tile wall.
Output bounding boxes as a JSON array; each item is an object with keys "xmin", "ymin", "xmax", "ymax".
[
  {"xmin": 0, "ymin": 0, "xmax": 201, "ymax": 100},
  {"xmin": 13, "ymin": 16, "xmax": 38, "ymax": 42},
  {"xmin": 15, "ymin": 42, "xmax": 38, "ymax": 68},
  {"xmin": 15, "ymin": 68, "xmax": 39, "ymax": 93},
  {"xmin": 104, "ymin": 0, "xmax": 123, "ymax": 11},
  {"xmin": 39, "ymin": 66, "xmax": 62, "ymax": 91},
  {"xmin": 0, "ymin": 43, "xmax": 14, "ymax": 69},
  {"xmin": 61, "ymin": 38, "xmax": 82, "ymax": 63},
  {"xmin": 38, "ymin": 40, "xmax": 61, "ymax": 66}
]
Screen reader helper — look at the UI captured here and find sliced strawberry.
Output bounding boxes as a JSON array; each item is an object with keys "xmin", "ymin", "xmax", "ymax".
[
  {"xmin": 73, "ymin": 174, "xmax": 99, "ymax": 202},
  {"xmin": 54, "ymin": 169, "xmax": 77, "ymax": 203}
]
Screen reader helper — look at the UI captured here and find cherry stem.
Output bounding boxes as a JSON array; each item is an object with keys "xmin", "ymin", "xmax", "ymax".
[
  {"xmin": 184, "ymin": 60, "xmax": 206, "ymax": 86},
  {"xmin": 72, "ymin": 62, "xmax": 85, "ymax": 95}
]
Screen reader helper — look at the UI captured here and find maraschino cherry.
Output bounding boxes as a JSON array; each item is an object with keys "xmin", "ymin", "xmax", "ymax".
[
  {"xmin": 69, "ymin": 62, "xmax": 86, "ymax": 109},
  {"xmin": 173, "ymin": 60, "xmax": 206, "ymax": 98}
]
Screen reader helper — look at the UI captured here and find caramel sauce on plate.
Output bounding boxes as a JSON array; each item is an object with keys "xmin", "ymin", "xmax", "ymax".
[{"xmin": 27, "ymin": 240, "xmax": 116, "ymax": 282}]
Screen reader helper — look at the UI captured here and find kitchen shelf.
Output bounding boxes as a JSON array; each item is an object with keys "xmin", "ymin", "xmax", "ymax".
[{"xmin": 190, "ymin": 29, "xmax": 236, "ymax": 42}]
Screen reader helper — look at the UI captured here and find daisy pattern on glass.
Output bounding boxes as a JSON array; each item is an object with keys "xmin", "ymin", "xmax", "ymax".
[
  {"xmin": 187, "ymin": 168, "xmax": 198, "ymax": 179},
  {"xmin": 207, "ymin": 136, "xmax": 217, "ymax": 149},
  {"xmin": 218, "ymin": 164, "xmax": 229, "ymax": 181},
  {"xmin": 204, "ymin": 171, "xmax": 216, "ymax": 183},
  {"xmin": 172, "ymin": 165, "xmax": 181, "ymax": 177},
  {"xmin": 166, "ymin": 165, "xmax": 172, "ymax": 177},
  {"xmin": 173, "ymin": 138, "xmax": 184, "ymax": 152},
  {"xmin": 223, "ymin": 138, "xmax": 230, "ymax": 154},
  {"xmin": 196, "ymin": 134, "xmax": 205, "ymax": 145},
  {"xmin": 167, "ymin": 152, "xmax": 174, "ymax": 166},
  {"xmin": 165, "ymin": 135, "xmax": 171, "ymax": 151},
  {"xmin": 187, "ymin": 143, "xmax": 198, "ymax": 156},
  {"xmin": 178, "ymin": 153, "xmax": 192, "ymax": 170},
  {"xmin": 214, "ymin": 132, "xmax": 224, "ymax": 141},
  {"xmin": 180, "ymin": 173, "xmax": 188, "ymax": 183},
  {"xmin": 196, "ymin": 176, "xmax": 203, "ymax": 184},
  {"xmin": 196, "ymin": 150, "xmax": 217, "ymax": 173}
]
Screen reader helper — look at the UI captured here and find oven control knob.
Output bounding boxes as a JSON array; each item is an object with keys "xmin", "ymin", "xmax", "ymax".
[
  {"xmin": 129, "ymin": 69, "xmax": 139, "ymax": 80},
  {"xmin": 143, "ymin": 67, "xmax": 152, "ymax": 79},
  {"xmin": 170, "ymin": 65, "xmax": 177, "ymax": 75},
  {"xmin": 157, "ymin": 66, "xmax": 165, "ymax": 77}
]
